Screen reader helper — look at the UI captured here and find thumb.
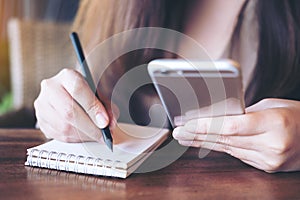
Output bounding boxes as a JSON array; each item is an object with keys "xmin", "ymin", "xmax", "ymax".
[{"xmin": 246, "ymin": 98, "xmax": 288, "ymax": 113}]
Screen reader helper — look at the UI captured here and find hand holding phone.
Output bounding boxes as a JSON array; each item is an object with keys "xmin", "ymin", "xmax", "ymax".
[{"xmin": 148, "ymin": 59, "xmax": 245, "ymax": 128}]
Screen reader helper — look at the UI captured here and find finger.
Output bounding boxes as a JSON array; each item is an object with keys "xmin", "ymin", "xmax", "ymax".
[
  {"xmin": 38, "ymin": 117, "xmax": 93, "ymax": 142},
  {"xmin": 42, "ymin": 80, "xmax": 103, "ymax": 142},
  {"xmin": 110, "ymin": 102, "xmax": 120, "ymax": 119},
  {"xmin": 173, "ymin": 127, "xmax": 262, "ymax": 151},
  {"xmin": 106, "ymin": 102, "xmax": 119, "ymax": 129},
  {"xmin": 177, "ymin": 140, "xmax": 263, "ymax": 167},
  {"xmin": 174, "ymin": 98, "xmax": 243, "ymax": 127},
  {"xmin": 34, "ymin": 96, "xmax": 56, "ymax": 124},
  {"xmin": 246, "ymin": 98, "xmax": 288, "ymax": 113},
  {"xmin": 36, "ymin": 101, "xmax": 95, "ymax": 142},
  {"xmin": 184, "ymin": 113, "xmax": 265, "ymax": 136},
  {"xmin": 56, "ymin": 69, "xmax": 109, "ymax": 128},
  {"xmin": 185, "ymin": 98, "xmax": 244, "ymax": 119}
]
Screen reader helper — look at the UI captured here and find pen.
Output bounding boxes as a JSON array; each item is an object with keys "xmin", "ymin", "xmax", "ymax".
[{"xmin": 70, "ymin": 32, "xmax": 113, "ymax": 152}]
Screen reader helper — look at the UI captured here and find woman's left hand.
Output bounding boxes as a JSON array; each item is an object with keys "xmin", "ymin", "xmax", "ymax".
[{"xmin": 173, "ymin": 98, "xmax": 300, "ymax": 172}]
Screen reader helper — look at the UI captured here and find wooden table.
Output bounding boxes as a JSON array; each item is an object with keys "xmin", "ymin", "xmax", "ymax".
[{"xmin": 1, "ymin": 129, "xmax": 300, "ymax": 200}]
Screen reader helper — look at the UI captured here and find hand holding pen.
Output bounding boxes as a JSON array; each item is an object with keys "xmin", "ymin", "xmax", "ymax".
[
  {"xmin": 34, "ymin": 33, "xmax": 114, "ymax": 151},
  {"xmin": 70, "ymin": 32, "xmax": 113, "ymax": 151}
]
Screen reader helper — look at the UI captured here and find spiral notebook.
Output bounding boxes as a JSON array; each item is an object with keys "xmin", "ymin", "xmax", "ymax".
[{"xmin": 25, "ymin": 123, "xmax": 170, "ymax": 178}]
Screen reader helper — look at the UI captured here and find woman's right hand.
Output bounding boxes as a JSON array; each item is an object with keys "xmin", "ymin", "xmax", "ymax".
[{"xmin": 34, "ymin": 68, "xmax": 115, "ymax": 143}]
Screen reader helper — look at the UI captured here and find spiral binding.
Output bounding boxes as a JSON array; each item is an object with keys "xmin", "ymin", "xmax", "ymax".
[
  {"xmin": 37, "ymin": 150, "xmax": 48, "ymax": 167},
  {"xmin": 27, "ymin": 149, "xmax": 123, "ymax": 176},
  {"xmin": 56, "ymin": 152, "xmax": 67, "ymax": 170},
  {"xmin": 65, "ymin": 154, "xmax": 76, "ymax": 171},
  {"xmin": 47, "ymin": 151, "xmax": 58, "ymax": 168}
]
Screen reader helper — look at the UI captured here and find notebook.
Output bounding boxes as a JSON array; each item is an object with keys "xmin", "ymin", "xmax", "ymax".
[{"xmin": 25, "ymin": 123, "xmax": 170, "ymax": 178}]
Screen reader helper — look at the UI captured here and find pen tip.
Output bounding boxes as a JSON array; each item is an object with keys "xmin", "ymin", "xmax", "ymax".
[
  {"xmin": 107, "ymin": 140, "xmax": 113, "ymax": 152},
  {"xmin": 102, "ymin": 126, "xmax": 113, "ymax": 152}
]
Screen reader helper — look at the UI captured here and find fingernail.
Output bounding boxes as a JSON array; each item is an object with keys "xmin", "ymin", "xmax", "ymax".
[
  {"xmin": 172, "ymin": 127, "xmax": 186, "ymax": 140},
  {"xmin": 96, "ymin": 113, "xmax": 109, "ymax": 128}
]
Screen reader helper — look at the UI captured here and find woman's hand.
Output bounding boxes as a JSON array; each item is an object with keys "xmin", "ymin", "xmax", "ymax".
[
  {"xmin": 34, "ymin": 68, "xmax": 117, "ymax": 143},
  {"xmin": 173, "ymin": 98, "xmax": 300, "ymax": 172}
]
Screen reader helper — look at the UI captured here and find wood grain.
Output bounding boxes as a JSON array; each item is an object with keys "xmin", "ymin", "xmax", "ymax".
[{"xmin": 0, "ymin": 129, "xmax": 300, "ymax": 200}]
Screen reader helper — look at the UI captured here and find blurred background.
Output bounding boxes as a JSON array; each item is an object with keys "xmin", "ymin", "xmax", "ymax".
[{"xmin": 0, "ymin": 0, "xmax": 79, "ymax": 121}]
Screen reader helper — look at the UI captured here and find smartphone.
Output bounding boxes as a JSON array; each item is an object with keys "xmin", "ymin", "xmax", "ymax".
[{"xmin": 148, "ymin": 59, "xmax": 245, "ymax": 128}]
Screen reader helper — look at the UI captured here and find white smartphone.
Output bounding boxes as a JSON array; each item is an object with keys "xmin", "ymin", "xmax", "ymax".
[{"xmin": 148, "ymin": 59, "xmax": 245, "ymax": 128}]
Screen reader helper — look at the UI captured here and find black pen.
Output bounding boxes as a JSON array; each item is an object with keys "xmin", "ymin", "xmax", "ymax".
[{"xmin": 70, "ymin": 32, "xmax": 113, "ymax": 152}]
